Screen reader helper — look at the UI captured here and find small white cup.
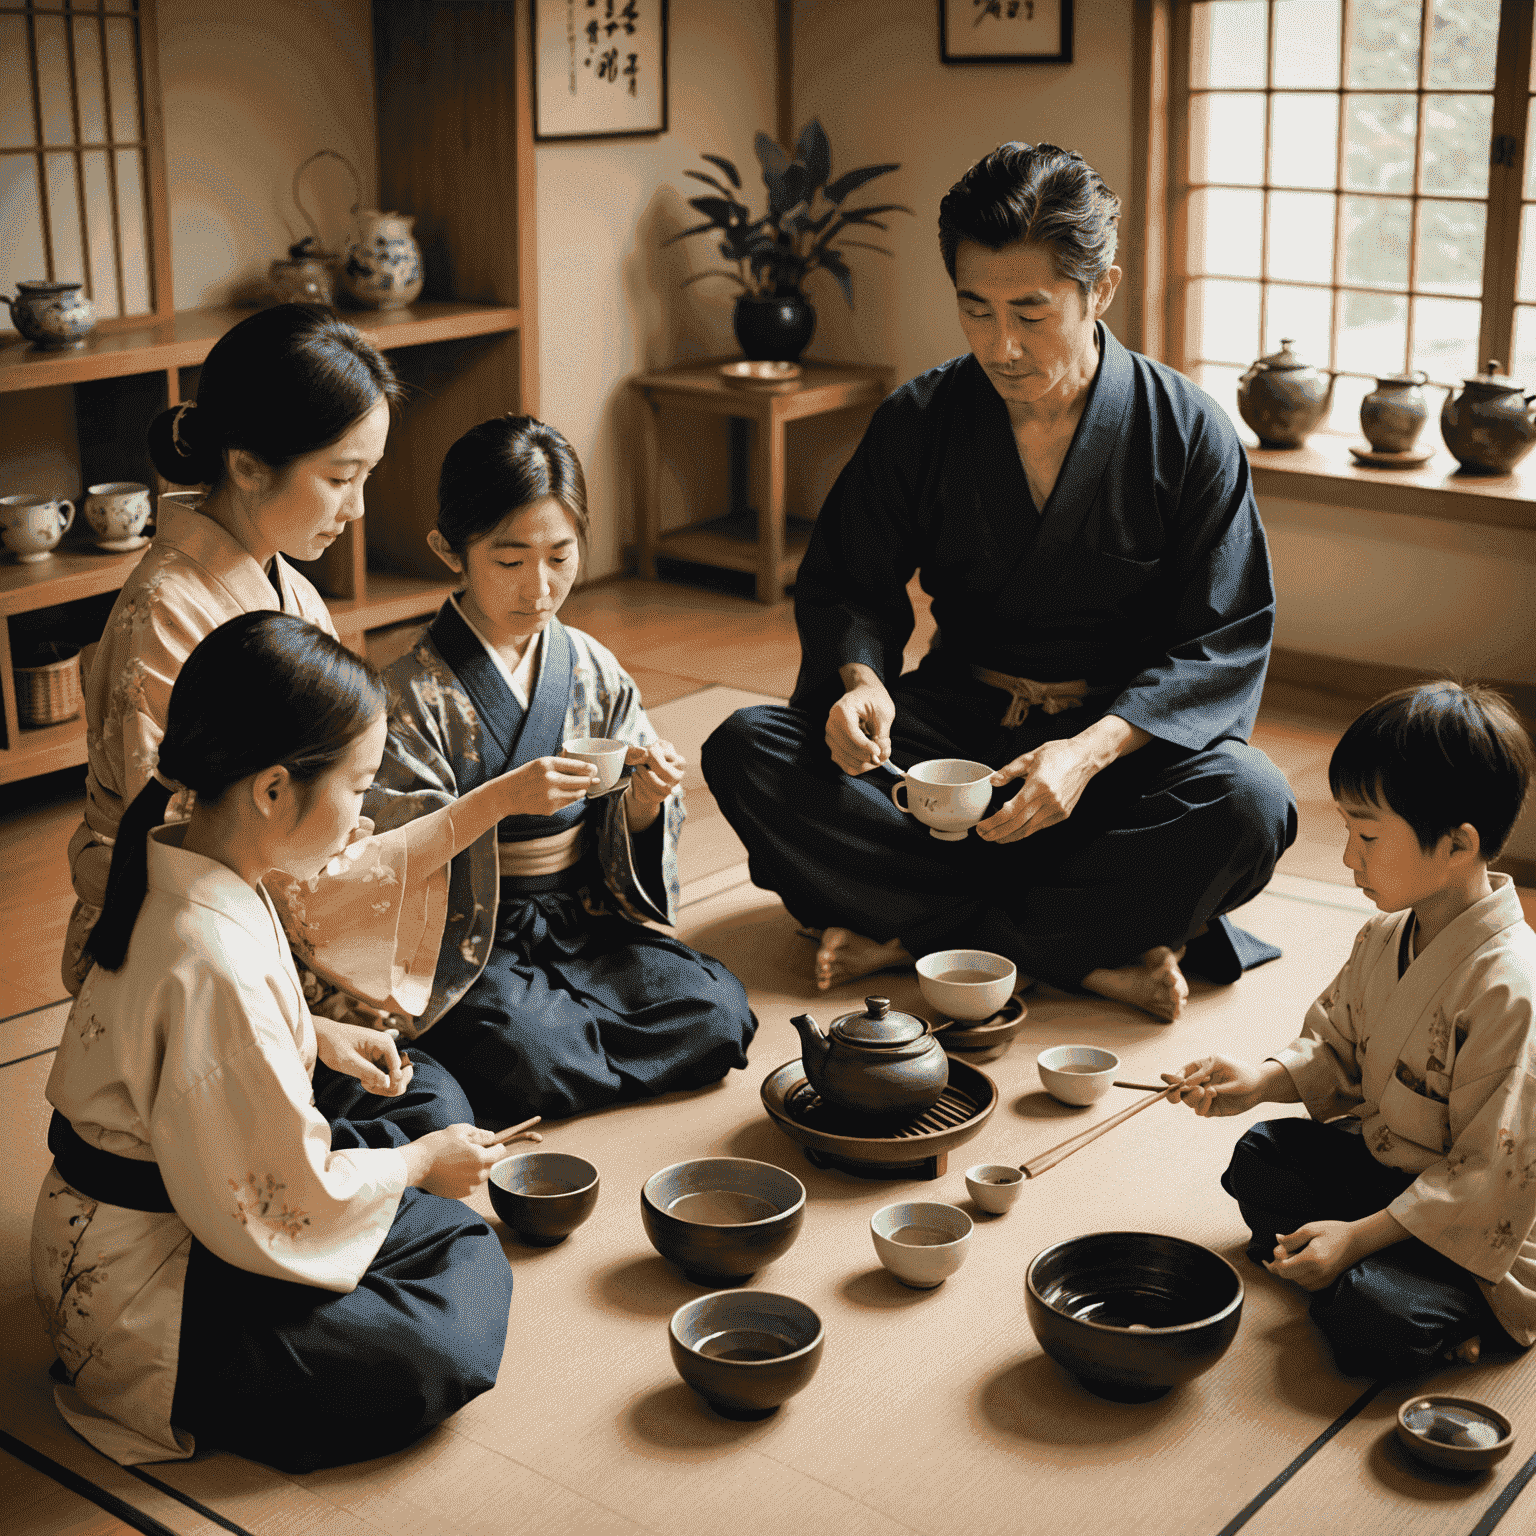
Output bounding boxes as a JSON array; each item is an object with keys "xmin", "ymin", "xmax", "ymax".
[
  {"xmin": 964, "ymin": 1164, "xmax": 1024, "ymax": 1215},
  {"xmin": 563, "ymin": 736, "xmax": 628, "ymax": 797},
  {"xmin": 0, "ymin": 493, "xmax": 74, "ymax": 562},
  {"xmin": 870, "ymin": 1201, "xmax": 973, "ymax": 1288},
  {"xmin": 84, "ymin": 481, "xmax": 152, "ymax": 550},
  {"xmin": 890, "ymin": 758, "xmax": 993, "ymax": 841},
  {"xmin": 917, "ymin": 948, "xmax": 1017, "ymax": 1020},
  {"xmin": 1037, "ymin": 1045, "xmax": 1120, "ymax": 1106}
]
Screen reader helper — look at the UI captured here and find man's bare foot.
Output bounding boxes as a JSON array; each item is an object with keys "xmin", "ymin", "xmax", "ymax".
[
  {"xmin": 1081, "ymin": 946, "xmax": 1190, "ymax": 1022},
  {"xmin": 815, "ymin": 927, "xmax": 914, "ymax": 991},
  {"xmin": 1445, "ymin": 1335, "xmax": 1481, "ymax": 1366}
]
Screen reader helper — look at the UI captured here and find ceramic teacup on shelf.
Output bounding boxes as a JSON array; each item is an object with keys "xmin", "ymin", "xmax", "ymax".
[
  {"xmin": 84, "ymin": 482, "xmax": 152, "ymax": 551},
  {"xmin": 0, "ymin": 493, "xmax": 74, "ymax": 562}
]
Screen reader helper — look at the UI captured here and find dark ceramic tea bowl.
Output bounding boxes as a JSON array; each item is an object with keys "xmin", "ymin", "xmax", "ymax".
[
  {"xmin": 641, "ymin": 1157, "xmax": 805, "ymax": 1284},
  {"xmin": 669, "ymin": 1290, "xmax": 824, "ymax": 1419},
  {"xmin": 488, "ymin": 1152, "xmax": 599, "ymax": 1245},
  {"xmin": 1025, "ymin": 1231, "xmax": 1243, "ymax": 1401},
  {"xmin": 1396, "ymin": 1396, "xmax": 1514, "ymax": 1473}
]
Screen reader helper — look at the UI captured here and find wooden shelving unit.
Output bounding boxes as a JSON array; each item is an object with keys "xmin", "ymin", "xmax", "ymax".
[{"xmin": 0, "ymin": 0, "xmax": 537, "ymax": 786}]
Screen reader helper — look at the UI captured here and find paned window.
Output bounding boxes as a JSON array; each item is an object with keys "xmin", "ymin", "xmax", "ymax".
[{"xmin": 1175, "ymin": 0, "xmax": 1529, "ymax": 433}]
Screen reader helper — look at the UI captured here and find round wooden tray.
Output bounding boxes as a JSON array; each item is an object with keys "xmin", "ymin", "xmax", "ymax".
[{"xmin": 760, "ymin": 1056, "xmax": 998, "ymax": 1180}]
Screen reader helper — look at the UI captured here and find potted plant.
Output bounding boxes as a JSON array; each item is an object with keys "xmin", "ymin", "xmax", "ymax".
[{"xmin": 667, "ymin": 118, "xmax": 910, "ymax": 363}]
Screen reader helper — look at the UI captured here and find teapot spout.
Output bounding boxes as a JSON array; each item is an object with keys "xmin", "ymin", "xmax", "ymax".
[{"xmin": 790, "ymin": 1012, "xmax": 831, "ymax": 1087}]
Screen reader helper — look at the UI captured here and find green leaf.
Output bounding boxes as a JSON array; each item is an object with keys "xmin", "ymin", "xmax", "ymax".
[
  {"xmin": 661, "ymin": 220, "xmax": 727, "ymax": 246},
  {"xmin": 795, "ymin": 118, "xmax": 832, "ymax": 194},
  {"xmin": 838, "ymin": 239, "xmax": 895, "ymax": 257},
  {"xmin": 681, "ymin": 269, "xmax": 748, "ymax": 290},
  {"xmin": 818, "ymin": 249, "xmax": 856, "ymax": 308},
  {"xmin": 755, "ymin": 133, "xmax": 790, "ymax": 178},
  {"xmin": 687, "ymin": 195, "xmax": 745, "ymax": 227},
  {"xmin": 701, "ymin": 153, "xmax": 741, "ymax": 189},
  {"xmin": 836, "ymin": 202, "xmax": 913, "ymax": 221},
  {"xmin": 684, "ymin": 169, "xmax": 741, "ymax": 200},
  {"xmin": 824, "ymin": 163, "xmax": 900, "ymax": 204}
]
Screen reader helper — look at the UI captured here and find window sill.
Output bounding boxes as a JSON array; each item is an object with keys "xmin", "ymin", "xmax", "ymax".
[{"xmin": 1245, "ymin": 434, "xmax": 1536, "ymax": 533}]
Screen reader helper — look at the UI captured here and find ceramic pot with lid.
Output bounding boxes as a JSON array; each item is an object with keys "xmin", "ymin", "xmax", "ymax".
[
  {"xmin": 1236, "ymin": 338, "xmax": 1336, "ymax": 448},
  {"xmin": 341, "ymin": 210, "xmax": 424, "ymax": 310},
  {"xmin": 1440, "ymin": 361, "xmax": 1536, "ymax": 475},
  {"xmin": 790, "ymin": 996, "xmax": 949, "ymax": 1120},
  {"xmin": 2, "ymin": 280, "xmax": 96, "ymax": 350},
  {"xmin": 1360, "ymin": 370, "xmax": 1429, "ymax": 453}
]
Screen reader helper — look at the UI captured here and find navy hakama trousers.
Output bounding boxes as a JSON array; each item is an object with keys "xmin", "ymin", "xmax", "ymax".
[
  {"xmin": 169, "ymin": 1053, "xmax": 513, "ymax": 1470},
  {"xmin": 701, "ymin": 674, "xmax": 1297, "ymax": 990},
  {"xmin": 1223, "ymin": 1118, "xmax": 1516, "ymax": 1379},
  {"xmin": 422, "ymin": 867, "xmax": 757, "ymax": 1124}
]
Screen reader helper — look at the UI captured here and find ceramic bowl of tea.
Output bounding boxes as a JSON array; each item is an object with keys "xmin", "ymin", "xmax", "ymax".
[
  {"xmin": 965, "ymin": 1163, "xmax": 1024, "ymax": 1215},
  {"xmin": 669, "ymin": 1290, "xmax": 824, "ymax": 1419},
  {"xmin": 1396, "ymin": 1396, "xmax": 1514, "ymax": 1473},
  {"xmin": 917, "ymin": 949, "xmax": 1017, "ymax": 1021},
  {"xmin": 1026, "ymin": 1231, "xmax": 1244, "ymax": 1401},
  {"xmin": 1037, "ymin": 1045, "xmax": 1120, "ymax": 1106},
  {"xmin": 488, "ymin": 1152, "xmax": 599, "ymax": 1245},
  {"xmin": 870, "ymin": 1200, "xmax": 972, "ymax": 1288},
  {"xmin": 641, "ymin": 1157, "xmax": 806, "ymax": 1284}
]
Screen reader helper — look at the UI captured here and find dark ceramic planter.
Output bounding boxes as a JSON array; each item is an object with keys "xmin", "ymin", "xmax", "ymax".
[{"xmin": 733, "ymin": 294, "xmax": 816, "ymax": 363}]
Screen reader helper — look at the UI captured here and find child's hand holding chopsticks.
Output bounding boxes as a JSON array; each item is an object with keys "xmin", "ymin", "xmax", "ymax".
[{"xmin": 1161, "ymin": 1054, "xmax": 1295, "ymax": 1117}]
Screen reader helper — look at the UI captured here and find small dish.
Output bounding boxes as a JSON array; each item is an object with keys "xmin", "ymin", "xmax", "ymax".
[
  {"xmin": 917, "ymin": 949, "xmax": 1016, "ymax": 1021},
  {"xmin": 488, "ymin": 1152, "xmax": 599, "ymax": 1245},
  {"xmin": 1348, "ymin": 443, "xmax": 1434, "ymax": 468},
  {"xmin": 719, "ymin": 360, "xmax": 802, "ymax": 391},
  {"xmin": 940, "ymin": 995, "xmax": 1028, "ymax": 1061},
  {"xmin": 1396, "ymin": 1396, "xmax": 1514, "ymax": 1473},
  {"xmin": 1038, "ymin": 1045, "xmax": 1120, "ymax": 1106},
  {"xmin": 670, "ymin": 1290, "xmax": 824, "ymax": 1419},
  {"xmin": 965, "ymin": 1163, "xmax": 1023, "ymax": 1215},
  {"xmin": 870, "ymin": 1200, "xmax": 972, "ymax": 1288}
]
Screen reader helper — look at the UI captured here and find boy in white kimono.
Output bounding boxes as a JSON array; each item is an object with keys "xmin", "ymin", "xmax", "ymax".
[{"xmin": 1170, "ymin": 681, "xmax": 1536, "ymax": 1378}]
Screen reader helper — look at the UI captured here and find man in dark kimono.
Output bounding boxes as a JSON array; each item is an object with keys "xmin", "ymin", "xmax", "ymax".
[{"xmin": 702, "ymin": 142, "xmax": 1297, "ymax": 1021}]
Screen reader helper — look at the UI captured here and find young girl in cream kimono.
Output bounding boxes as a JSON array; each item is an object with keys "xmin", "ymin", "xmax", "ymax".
[
  {"xmin": 1170, "ymin": 682, "xmax": 1536, "ymax": 1378},
  {"xmin": 34, "ymin": 612, "xmax": 521, "ymax": 1469},
  {"xmin": 363, "ymin": 415, "xmax": 756, "ymax": 1122},
  {"xmin": 63, "ymin": 304, "xmax": 541, "ymax": 1105}
]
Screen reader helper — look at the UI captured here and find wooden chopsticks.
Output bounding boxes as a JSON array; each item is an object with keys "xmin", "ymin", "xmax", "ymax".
[
  {"xmin": 489, "ymin": 1114, "xmax": 543, "ymax": 1147},
  {"xmin": 1021, "ymin": 1072, "xmax": 1208, "ymax": 1180}
]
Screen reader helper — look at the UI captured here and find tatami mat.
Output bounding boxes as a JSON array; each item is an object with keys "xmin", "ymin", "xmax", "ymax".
[{"xmin": 4, "ymin": 687, "xmax": 1535, "ymax": 1533}]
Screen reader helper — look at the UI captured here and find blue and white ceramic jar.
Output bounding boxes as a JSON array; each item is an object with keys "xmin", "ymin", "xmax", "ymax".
[
  {"xmin": 2, "ymin": 281, "xmax": 97, "ymax": 350},
  {"xmin": 340, "ymin": 211, "xmax": 424, "ymax": 310}
]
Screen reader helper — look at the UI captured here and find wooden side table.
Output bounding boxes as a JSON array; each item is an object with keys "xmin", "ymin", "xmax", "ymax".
[{"xmin": 632, "ymin": 358, "xmax": 892, "ymax": 603}]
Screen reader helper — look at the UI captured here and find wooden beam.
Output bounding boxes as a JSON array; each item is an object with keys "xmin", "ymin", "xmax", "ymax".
[
  {"xmin": 776, "ymin": 0, "xmax": 793, "ymax": 151},
  {"xmin": 1126, "ymin": 0, "xmax": 1171, "ymax": 359}
]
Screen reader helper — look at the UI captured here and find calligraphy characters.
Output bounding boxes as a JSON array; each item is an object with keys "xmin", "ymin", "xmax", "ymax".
[{"xmin": 585, "ymin": 0, "xmax": 641, "ymax": 94}]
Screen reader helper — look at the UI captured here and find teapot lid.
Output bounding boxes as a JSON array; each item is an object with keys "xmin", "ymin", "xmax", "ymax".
[
  {"xmin": 1466, "ymin": 359, "xmax": 1522, "ymax": 392},
  {"xmin": 830, "ymin": 996, "xmax": 929, "ymax": 1047},
  {"xmin": 1255, "ymin": 337, "xmax": 1309, "ymax": 371}
]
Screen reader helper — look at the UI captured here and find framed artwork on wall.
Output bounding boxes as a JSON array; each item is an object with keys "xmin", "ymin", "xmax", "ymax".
[
  {"xmin": 533, "ymin": 0, "xmax": 668, "ymax": 141},
  {"xmin": 940, "ymin": 0, "xmax": 1073, "ymax": 65}
]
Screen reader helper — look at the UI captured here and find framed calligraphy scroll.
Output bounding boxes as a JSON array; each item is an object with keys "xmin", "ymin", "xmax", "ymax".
[
  {"xmin": 533, "ymin": 0, "xmax": 668, "ymax": 141},
  {"xmin": 940, "ymin": 0, "xmax": 1073, "ymax": 64}
]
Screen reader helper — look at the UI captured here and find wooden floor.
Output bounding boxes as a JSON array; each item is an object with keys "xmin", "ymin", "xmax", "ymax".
[{"xmin": 3, "ymin": 573, "xmax": 1534, "ymax": 1536}]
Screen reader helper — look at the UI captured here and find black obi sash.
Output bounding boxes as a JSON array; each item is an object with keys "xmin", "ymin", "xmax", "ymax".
[
  {"xmin": 427, "ymin": 602, "xmax": 584, "ymax": 844},
  {"xmin": 49, "ymin": 1111, "xmax": 174, "ymax": 1214}
]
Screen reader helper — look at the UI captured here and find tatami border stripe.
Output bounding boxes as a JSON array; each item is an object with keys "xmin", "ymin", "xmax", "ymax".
[
  {"xmin": 1469, "ymin": 1445, "xmax": 1536, "ymax": 1535},
  {"xmin": 126, "ymin": 1463, "xmax": 259, "ymax": 1536},
  {"xmin": 1213, "ymin": 1381, "xmax": 1385, "ymax": 1535},
  {"xmin": 0, "ymin": 1044, "xmax": 58, "ymax": 1070},
  {"xmin": 1, "ymin": 996, "xmax": 70, "ymax": 1026},
  {"xmin": 0, "ymin": 1427, "xmax": 180, "ymax": 1536}
]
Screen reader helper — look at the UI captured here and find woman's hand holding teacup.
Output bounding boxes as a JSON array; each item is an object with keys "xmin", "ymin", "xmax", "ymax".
[
  {"xmin": 493, "ymin": 755, "xmax": 601, "ymax": 816},
  {"xmin": 624, "ymin": 739, "xmax": 685, "ymax": 831}
]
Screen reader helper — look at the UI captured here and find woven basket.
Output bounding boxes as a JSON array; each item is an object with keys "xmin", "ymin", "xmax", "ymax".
[{"xmin": 15, "ymin": 646, "xmax": 82, "ymax": 727}]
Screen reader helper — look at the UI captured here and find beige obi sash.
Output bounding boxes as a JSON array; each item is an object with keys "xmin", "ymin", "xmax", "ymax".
[
  {"xmin": 497, "ymin": 825, "xmax": 585, "ymax": 878},
  {"xmin": 970, "ymin": 666, "xmax": 1095, "ymax": 729}
]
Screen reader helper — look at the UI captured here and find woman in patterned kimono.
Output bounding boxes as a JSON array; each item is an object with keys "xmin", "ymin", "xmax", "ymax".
[
  {"xmin": 1170, "ymin": 683, "xmax": 1536, "ymax": 1378},
  {"xmin": 62, "ymin": 304, "xmax": 542, "ymax": 1093},
  {"xmin": 365, "ymin": 415, "xmax": 755, "ymax": 1122},
  {"xmin": 34, "ymin": 613, "xmax": 517, "ymax": 1469}
]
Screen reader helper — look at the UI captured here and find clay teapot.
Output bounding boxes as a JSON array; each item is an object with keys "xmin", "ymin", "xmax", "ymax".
[
  {"xmin": 790, "ymin": 996, "xmax": 949, "ymax": 1121},
  {"xmin": 1360, "ymin": 370, "xmax": 1429, "ymax": 453},
  {"xmin": 1236, "ymin": 338, "xmax": 1336, "ymax": 448},
  {"xmin": 2, "ymin": 280, "xmax": 96, "ymax": 350},
  {"xmin": 1440, "ymin": 361, "xmax": 1536, "ymax": 476}
]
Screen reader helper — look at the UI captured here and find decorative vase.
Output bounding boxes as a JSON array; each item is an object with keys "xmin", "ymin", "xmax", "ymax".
[
  {"xmin": 1440, "ymin": 362, "xmax": 1536, "ymax": 475},
  {"xmin": 1, "ymin": 281, "xmax": 97, "ymax": 350},
  {"xmin": 1360, "ymin": 371, "xmax": 1429, "ymax": 453},
  {"xmin": 733, "ymin": 294, "xmax": 816, "ymax": 363},
  {"xmin": 341, "ymin": 210, "xmax": 424, "ymax": 310}
]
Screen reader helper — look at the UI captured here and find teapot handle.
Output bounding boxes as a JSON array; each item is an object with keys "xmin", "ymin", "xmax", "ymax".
[
  {"xmin": 1409, "ymin": 370, "xmax": 1428, "ymax": 386},
  {"xmin": 0, "ymin": 292, "xmax": 13, "ymax": 317},
  {"xmin": 293, "ymin": 149, "xmax": 363, "ymax": 247}
]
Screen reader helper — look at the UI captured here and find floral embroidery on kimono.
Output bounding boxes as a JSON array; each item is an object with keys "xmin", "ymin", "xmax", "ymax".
[{"xmin": 1272, "ymin": 875, "xmax": 1536, "ymax": 1345}]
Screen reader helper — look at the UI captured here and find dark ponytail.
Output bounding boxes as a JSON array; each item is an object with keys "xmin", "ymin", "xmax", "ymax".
[
  {"xmin": 145, "ymin": 303, "xmax": 402, "ymax": 488},
  {"xmin": 85, "ymin": 612, "xmax": 386, "ymax": 972}
]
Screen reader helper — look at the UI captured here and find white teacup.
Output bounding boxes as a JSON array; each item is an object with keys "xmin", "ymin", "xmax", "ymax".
[
  {"xmin": 890, "ymin": 758, "xmax": 993, "ymax": 841},
  {"xmin": 563, "ymin": 736, "xmax": 628, "ymax": 797},
  {"xmin": 917, "ymin": 948, "xmax": 1017, "ymax": 1019},
  {"xmin": 84, "ymin": 481, "xmax": 152, "ymax": 550},
  {"xmin": 0, "ymin": 493, "xmax": 74, "ymax": 562}
]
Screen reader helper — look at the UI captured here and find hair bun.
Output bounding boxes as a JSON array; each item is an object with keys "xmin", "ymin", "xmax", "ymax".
[{"xmin": 145, "ymin": 402, "xmax": 220, "ymax": 486}]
